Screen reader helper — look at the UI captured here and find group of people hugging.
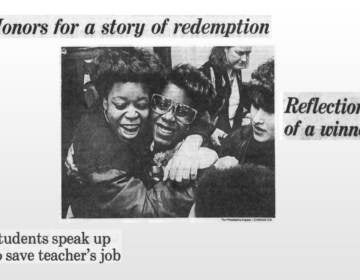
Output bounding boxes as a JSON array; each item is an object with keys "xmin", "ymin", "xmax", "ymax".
[{"xmin": 64, "ymin": 46, "xmax": 275, "ymax": 218}]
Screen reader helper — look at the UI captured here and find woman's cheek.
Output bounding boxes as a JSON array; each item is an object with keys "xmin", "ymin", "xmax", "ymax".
[
  {"xmin": 140, "ymin": 108, "xmax": 150, "ymax": 119},
  {"xmin": 139, "ymin": 110, "xmax": 150, "ymax": 129},
  {"xmin": 109, "ymin": 108, "xmax": 125, "ymax": 122}
]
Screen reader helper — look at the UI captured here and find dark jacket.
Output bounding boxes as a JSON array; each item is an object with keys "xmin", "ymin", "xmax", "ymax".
[
  {"xmin": 70, "ymin": 169, "xmax": 195, "ymax": 218},
  {"xmin": 199, "ymin": 61, "xmax": 251, "ymax": 133},
  {"xmin": 68, "ymin": 111, "xmax": 197, "ymax": 218},
  {"xmin": 69, "ymin": 137, "xmax": 197, "ymax": 218},
  {"xmin": 219, "ymin": 125, "xmax": 275, "ymax": 170}
]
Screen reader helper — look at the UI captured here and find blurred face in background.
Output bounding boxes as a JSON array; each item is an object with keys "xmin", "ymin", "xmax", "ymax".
[
  {"xmin": 250, "ymin": 104, "xmax": 274, "ymax": 142},
  {"xmin": 225, "ymin": 46, "xmax": 251, "ymax": 70},
  {"xmin": 103, "ymin": 82, "xmax": 150, "ymax": 141}
]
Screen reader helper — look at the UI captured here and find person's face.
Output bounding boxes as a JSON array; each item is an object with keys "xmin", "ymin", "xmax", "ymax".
[
  {"xmin": 224, "ymin": 46, "xmax": 251, "ymax": 70},
  {"xmin": 151, "ymin": 83, "xmax": 192, "ymax": 147},
  {"xmin": 250, "ymin": 104, "xmax": 274, "ymax": 142},
  {"xmin": 103, "ymin": 82, "xmax": 150, "ymax": 141}
]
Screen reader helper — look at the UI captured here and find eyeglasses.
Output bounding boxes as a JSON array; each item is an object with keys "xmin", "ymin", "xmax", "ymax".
[{"xmin": 151, "ymin": 94, "xmax": 198, "ymax": 124}]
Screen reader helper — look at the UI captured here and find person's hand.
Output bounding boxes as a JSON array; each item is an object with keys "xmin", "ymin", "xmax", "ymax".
[
  {"xmin": 163, "ymin": 135, "xmax": 203, "ymax": 183},
  {"xmin": 214, "ymin": 156, "xmax": 239, "ymax": 170},
  {"xmin": 163, "ymin": 153, "xmax": 199, "ymax": 183},
  {"xmin": 210, "ymin": 128, "xmax": 228, "ymax": 147},
  {"xmin": 64, "ymin": 144, "xmax": 78, "ymax": 176},
  {"xmin": 163, "ymin": 147, "xmax": 218, "ymax": 183}
]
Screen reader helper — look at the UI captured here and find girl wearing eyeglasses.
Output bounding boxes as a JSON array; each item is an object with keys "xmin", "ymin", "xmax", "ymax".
[{"xmin": 66, "ymin": 50, "xmax": 217, "ymax": 218}]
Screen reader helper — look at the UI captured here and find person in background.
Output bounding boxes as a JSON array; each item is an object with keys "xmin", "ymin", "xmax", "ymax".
[
  {"xmin": 200, "ymin": 46, "xmax": 252, "ymax": 147},
  {"xmin": 216, "ymin": 58, "xmax": 275, "ymax": 171},
  {"xmin": 188, "ymin": 58, "xmax": 275, "ymax": 218}
]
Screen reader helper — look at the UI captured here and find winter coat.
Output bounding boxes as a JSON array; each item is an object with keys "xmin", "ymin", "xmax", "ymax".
[
  {"xmin": 199, "ymin": 61, "xmax": 251, "ymax": 133},
  {"xmin": 219, "ymin": 125, "xmax": 275, "ymax": 170}
]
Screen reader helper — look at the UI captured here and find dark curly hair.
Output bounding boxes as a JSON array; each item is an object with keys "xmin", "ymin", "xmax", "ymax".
[
  {"xmin": 247, "ymin": 58, "xmax": 274, "ymax": 114},
  {"xmin": 165, "ymin": 64, "xmax": 215, "ymax": 113},
  {"xmin": 195, "ymin": 164, "xmax": 275, "ymax": 218},
  {"xmin": 247, "ymin": 84, "xmax": 274, "ymax": 114},
  {"xmin": 94, "ymin": 48, "xmax": 166, "ymax": 99},
  {"xmin": 251, "ymin": 58, "xmax": 274, "ymax": 91}
]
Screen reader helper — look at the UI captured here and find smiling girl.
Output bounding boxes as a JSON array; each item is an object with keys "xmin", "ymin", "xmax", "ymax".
[{"xmin": 69, "ymin": 48, "xmax": 164, "ymax": 216}]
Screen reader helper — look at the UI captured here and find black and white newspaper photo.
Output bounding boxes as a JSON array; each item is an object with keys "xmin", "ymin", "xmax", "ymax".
[
  {"xmin": 0, "ymin": 1, "xmax": 360, "ymax": 279},
  {"xmin": 62, "ymin": 46, "xmax": 275, "ymax": 218}
]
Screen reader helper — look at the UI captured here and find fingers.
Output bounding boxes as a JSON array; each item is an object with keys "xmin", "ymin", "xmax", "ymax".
[
  {"xmin": 211, "ymin": 129, "xmax": 228, "ymax": 147},
  {"xmin": 64, "ymin": 160, "xmax": 71, "ymax": 176},
  {"xmin": 163, "ymin": 158, "xmax": 172, "ymax": 181},
  {"xmin": 69, "ymin": 143, "xmax": 75, "ymax": 155},
  {"xmin": 169, "ymin": 157, "xmax": 180, "ymax": 181},
  {"xmin": 66, "ymin": 148, "xmax": 72, "ymax": 165},
  {"xmin": 176, "ymin": 163, "xmax": 190, "ymax": 183},
  {"xmin": 214, "ymin": 156, "xmax": 239, "ymax": 170},
  {"xmin": 218, "ymin": 131, "xmax": 228, "ymax": 144},
  {"xmin": 211, "ymin": 134, "xmax": 221, "ymax": 146},
  {"xmin": 165, "ymin": 154, "xmax": 197, "ymax": 183},
  {"xmin": 65, "ymin": 144, "xmax": 78, "ymax": 174},
  {"xmin": 164, "ymin": 155, "xmax": 185, "ymax": 182},
  {"xmin": 163, "ymin": 142, "xmax": 206, "ymax": 183},
  {"xmin": 190, "ymin": 159, "xmax": 199, "ymax": 181},
  {"xmin": 214, "ymin": 136, "xmax": 221, "ymax": 146}
]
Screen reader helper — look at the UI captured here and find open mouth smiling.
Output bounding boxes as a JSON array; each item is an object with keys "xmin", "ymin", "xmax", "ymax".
[
  {"xmin": 156, "ymin": 122, "xmax": 175, "ymax": 136},
  {"xmin": 120, "ymin": 124, "xmax": 141, "ymax": 133}
]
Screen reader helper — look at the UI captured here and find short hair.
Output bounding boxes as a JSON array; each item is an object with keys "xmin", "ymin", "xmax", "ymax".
[
  {"xmin": 166, "ymin": 64, "xmax": 215, "ymax": 113},
  {"xmin": 195, "ymin": 164, "xmax": 275, "ymax": 217},
  {"xmin": 247, "ymin": 84, "xmax": 274, "ymax": 114},
  {"xmin": 94, "ymin": 48, "xmax": 166, "ymax": 99},
  {"xmin": 251, "ymin": 58, "xmax": 274, "ymax": 91},
  {"xmin": 247, "ymin": 58, "xmax": 275, "ymax": 113}
]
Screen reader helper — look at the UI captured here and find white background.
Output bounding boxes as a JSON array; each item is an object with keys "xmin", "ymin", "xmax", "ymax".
[{"xmin": 1, "ymin": 0, "xmax": 360, "ymax": 279}]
